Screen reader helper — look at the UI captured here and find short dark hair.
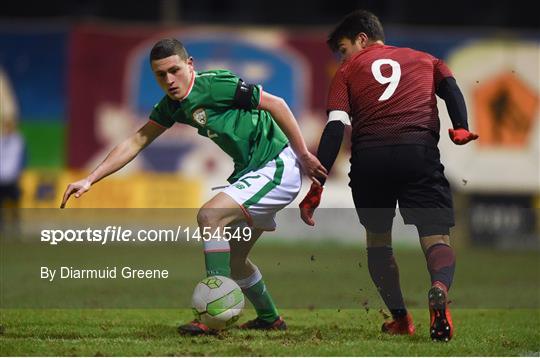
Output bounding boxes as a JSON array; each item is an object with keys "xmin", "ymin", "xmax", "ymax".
[
  {"xmin": 327, "ymin": 10, "xmax": 385, "ymax": 52},
  {"xmin": 149, "ymin": 38, "xmax": 189, "ymax": 62}
]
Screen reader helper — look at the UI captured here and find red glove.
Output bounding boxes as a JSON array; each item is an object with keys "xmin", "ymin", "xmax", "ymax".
[
  {"xmin": 299, "ymin": 183, "xmax": 323, "ymax": 226},
  {"xmin": 448, "ymin": 128, "xmax": 479, "ymax": 145}
]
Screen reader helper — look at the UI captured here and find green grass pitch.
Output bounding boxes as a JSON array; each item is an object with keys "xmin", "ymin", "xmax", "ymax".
[
  {"xmin": 1, "ymin": 241, "xmax": 539, "ymax": 356},
  {"xmin": 1, "ymin": 308, "xmax": 539, "ymax": 356}
]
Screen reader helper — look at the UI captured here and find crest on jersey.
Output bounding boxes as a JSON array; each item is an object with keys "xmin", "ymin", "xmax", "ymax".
[{"xmin": 192, "ymin": 108, "xmax": 207, "ymax": 126}]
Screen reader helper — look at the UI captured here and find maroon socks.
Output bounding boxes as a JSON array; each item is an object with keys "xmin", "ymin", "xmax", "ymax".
[
  {"xmin": 425, "ymin": 243, "xmax": 456, "ymax": 292},
  {"xmin": 367, "ymin": 246, "xmax": 407, "ymax": 319}
]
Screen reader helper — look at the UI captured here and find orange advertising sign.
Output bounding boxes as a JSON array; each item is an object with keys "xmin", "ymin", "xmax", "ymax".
[{"xmin": 474, "ymin": 72, "xmax": 539, "ymax": 148}]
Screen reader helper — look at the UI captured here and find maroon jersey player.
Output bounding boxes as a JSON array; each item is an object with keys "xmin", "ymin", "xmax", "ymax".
[
  {"xmin": 327, "ymin": 42, "xmax": 456, "ymax": 149},
  {"xmin": 299, "ymin": 10, "xmax": 478, "ymax": 342}
]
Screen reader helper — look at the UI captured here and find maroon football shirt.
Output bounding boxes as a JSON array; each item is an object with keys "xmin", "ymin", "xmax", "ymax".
[{"xmin": 327, "ymin": 43, "xmax": 453, "ymax": 149}]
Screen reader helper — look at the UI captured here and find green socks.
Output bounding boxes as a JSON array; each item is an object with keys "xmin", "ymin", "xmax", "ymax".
[
  {"xmin": 237, "ymin": 269, "xmax": 279, "ymax": 323},
  {"xmin": 204, "ymin": 251, "xmax": 231, "ymax": 277},
  {"xmin": 204, "ymin": 241, "xmax": 278, "ymax": 323}
]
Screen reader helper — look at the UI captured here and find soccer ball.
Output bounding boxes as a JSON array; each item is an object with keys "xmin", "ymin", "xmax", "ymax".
[{"xmin": 191, "ymin": 275, "xmax": 245, "ymax": 330}]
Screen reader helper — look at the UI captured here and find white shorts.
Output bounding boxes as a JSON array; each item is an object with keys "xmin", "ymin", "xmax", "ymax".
[{"xmin": 222, "ymin": 146, "xmax": 301, "ymax": 231}]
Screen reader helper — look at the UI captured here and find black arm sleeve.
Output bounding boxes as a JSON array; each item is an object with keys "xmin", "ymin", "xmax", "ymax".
[
  {"xmin": 435, "ymin": 77, "xmax": 469, "ymax": 130},
  {"xmin": 316, "ymin": 120, "xmax": 345, "ymax": 186},
  {"xmin": 233, "ymin": 80, "xmax": 255, "ymax": 110}
]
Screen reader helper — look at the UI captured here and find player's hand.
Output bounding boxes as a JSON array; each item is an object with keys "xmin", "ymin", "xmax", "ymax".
[
  {"xmin": 448, "ymin": 128, "xmax": 479, "ymax": 145},
  {"xmin": 299, "ymin": 182, "xmax": 323, "ymax": 226},
  {"xmin": 297, "ymin": 152, "xmax": 328, "ymax": 185},
  {"xmin": 60, "ymin": 178, "xmax": 91, "ymax": 208}
]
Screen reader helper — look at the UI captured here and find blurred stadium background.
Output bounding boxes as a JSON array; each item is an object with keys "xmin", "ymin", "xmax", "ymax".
[
  {"xmin": 1, "ymin": 4, "xmax": 539, "ymax": 356},
  {"xmin": 1, "ymin": 0, "xmax": 539, "ymax": 248}
]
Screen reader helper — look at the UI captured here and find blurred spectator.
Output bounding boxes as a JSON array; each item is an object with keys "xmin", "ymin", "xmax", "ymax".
[{"xmin": 0, "ymin": 68, "xmax": 26, "ymax": 236}]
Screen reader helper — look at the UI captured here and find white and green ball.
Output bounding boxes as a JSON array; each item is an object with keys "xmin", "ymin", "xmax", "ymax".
[{"xmin": 191, "ymin": 276, "xmax": 245, "ymax": 330}]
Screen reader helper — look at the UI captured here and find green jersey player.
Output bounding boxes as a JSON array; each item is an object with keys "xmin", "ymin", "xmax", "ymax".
[{"xmin": 61, "ymin": 38, "xmax": 327, "ymax": 334}]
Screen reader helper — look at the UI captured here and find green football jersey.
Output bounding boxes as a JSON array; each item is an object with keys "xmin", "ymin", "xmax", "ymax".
[{"xmin": 149, "ymin": 69, "xmax": 289, "ymax": 183}]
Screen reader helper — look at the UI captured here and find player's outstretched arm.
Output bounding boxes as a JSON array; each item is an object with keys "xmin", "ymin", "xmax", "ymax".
[
  {"xmin": 299, "ymin": 111, "xmax": 348, "ymax": 226},
  {"xmin": 60, "ymin": 121, "xmax": 166, "ymax": 208},
  {"xmin": 258, "ymin": 90, "xmax": 327, "ymax": 184},
  {"xmin": 436, "ymin": 77, "xmax": 479, "ymax": 145}
]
